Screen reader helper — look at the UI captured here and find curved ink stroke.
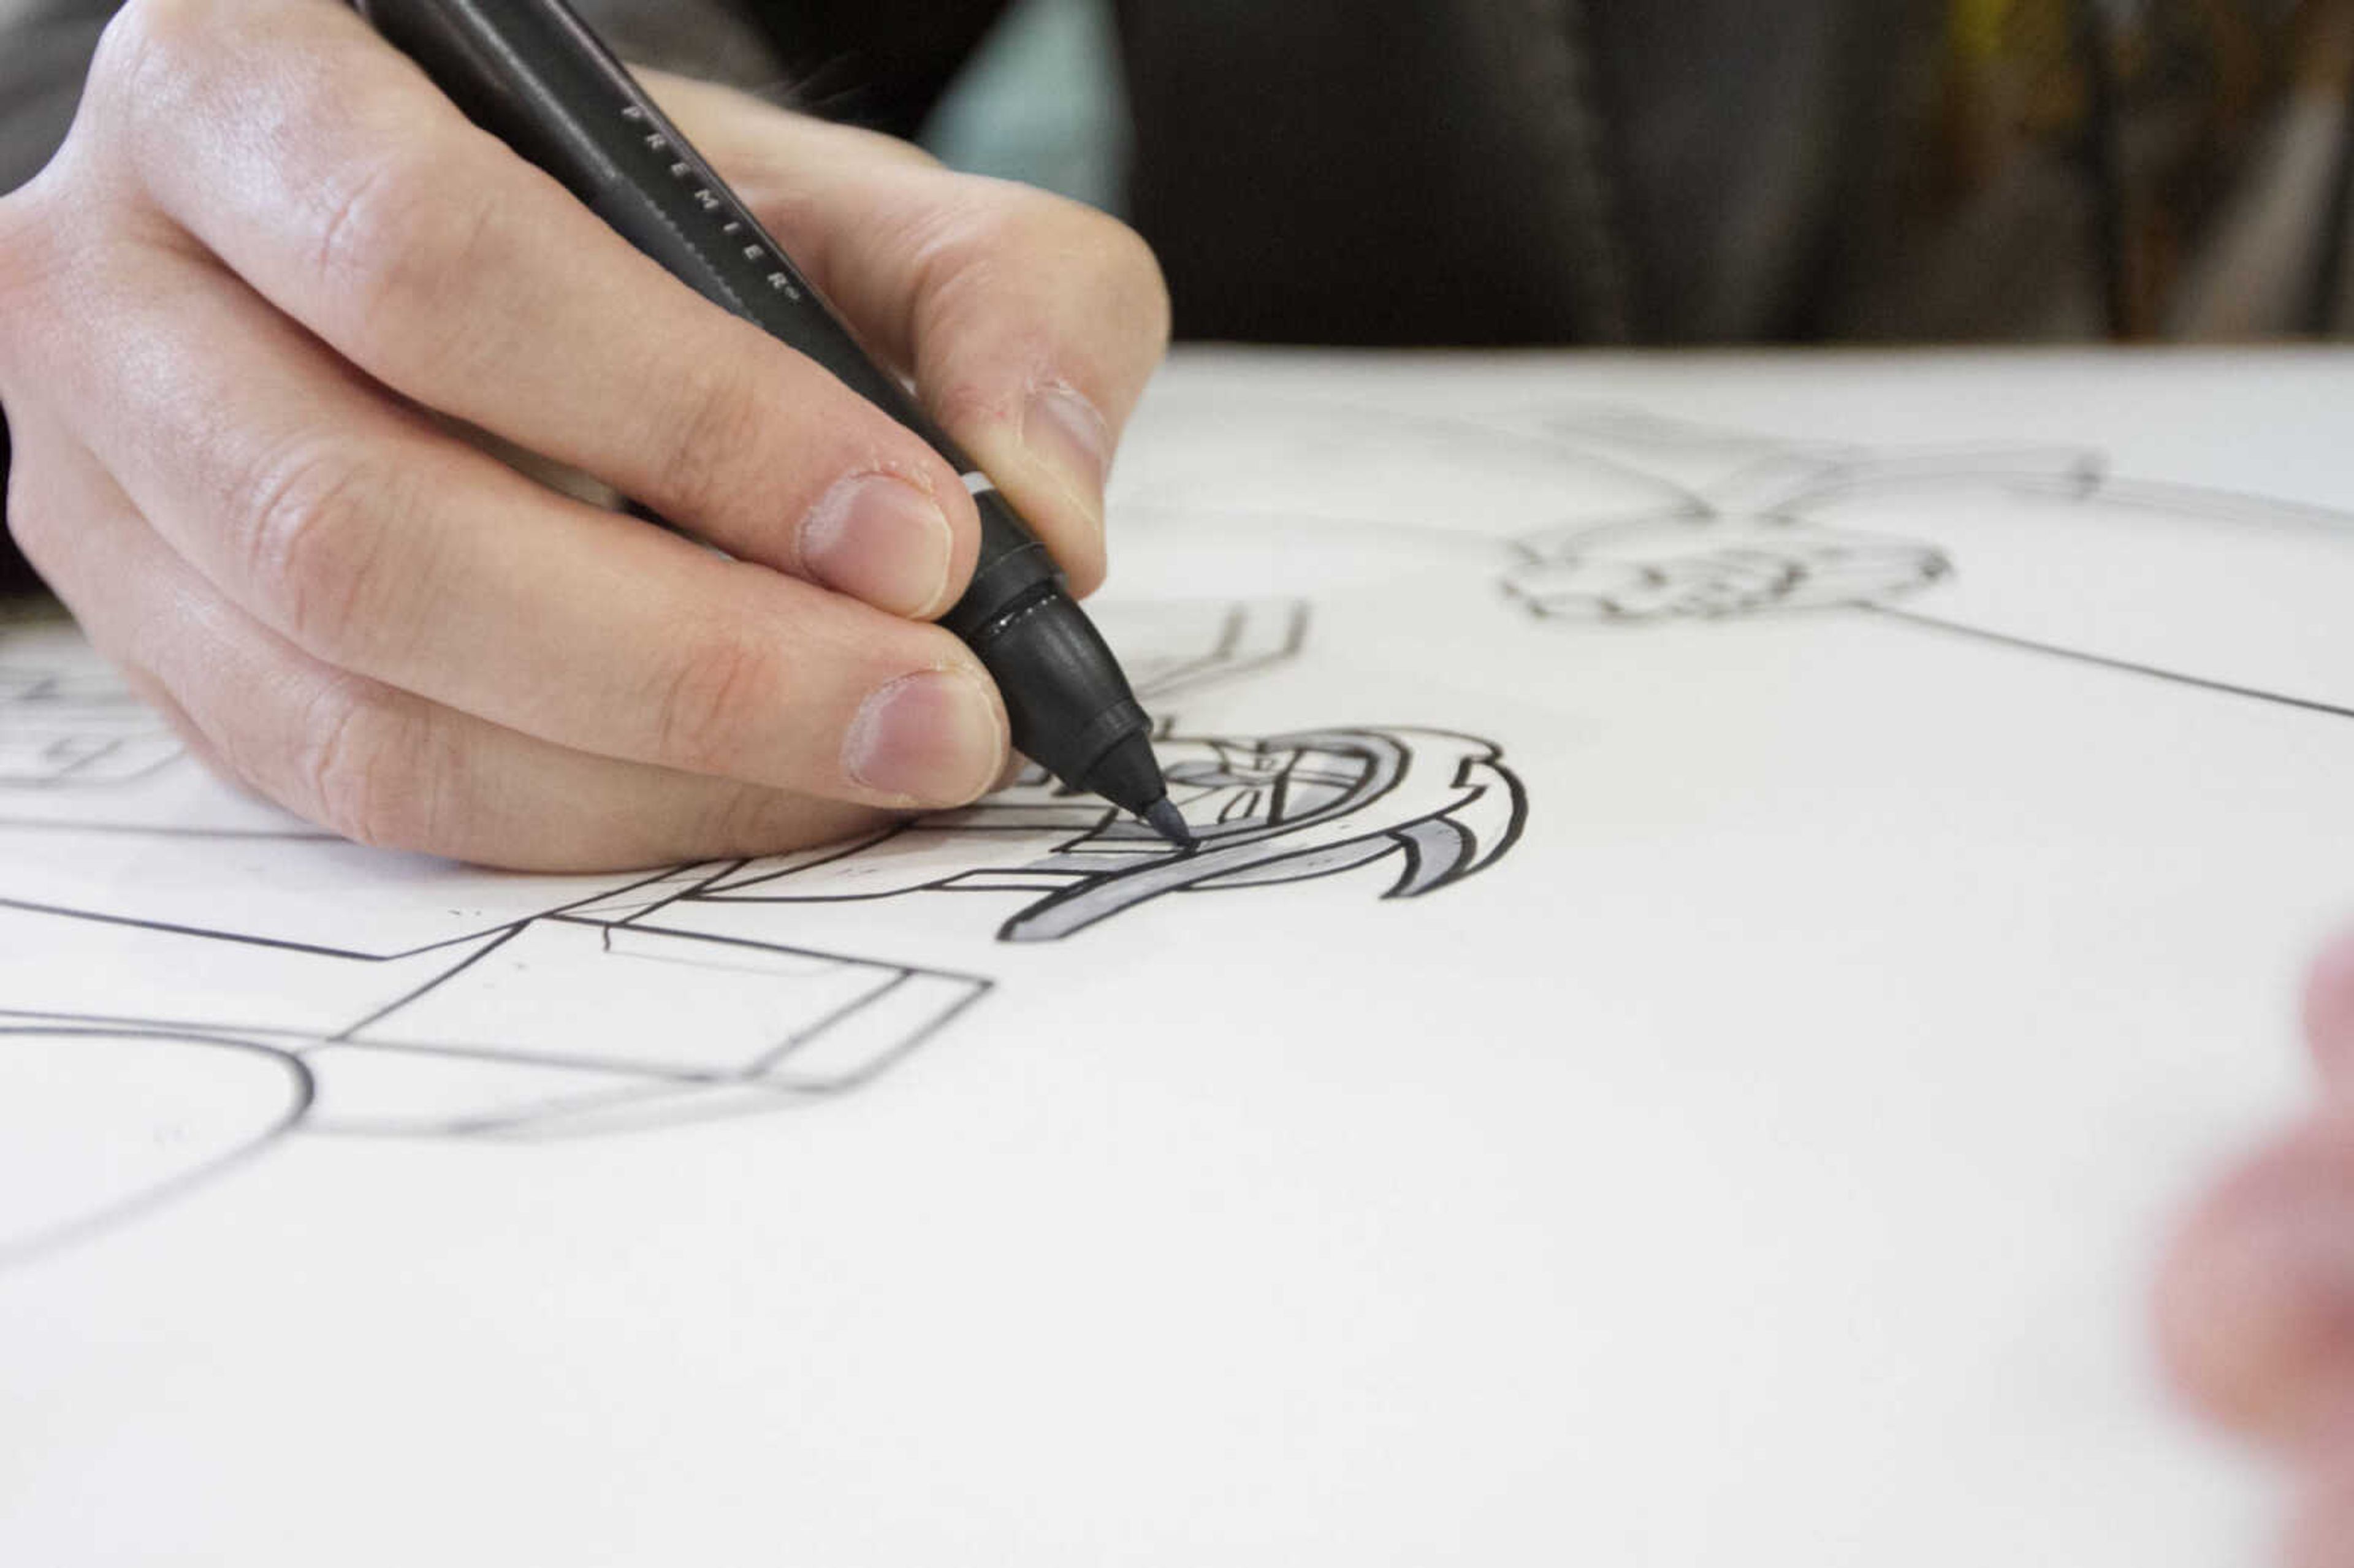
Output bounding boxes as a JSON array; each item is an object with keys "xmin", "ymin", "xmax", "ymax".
[
  {"xmin": 0, "ymin": 1027, "xmax": 314, "ymax": 1268},
  {"xmin": 706, "ymin": 729, "xmax": 1531, "ymax": 944}
]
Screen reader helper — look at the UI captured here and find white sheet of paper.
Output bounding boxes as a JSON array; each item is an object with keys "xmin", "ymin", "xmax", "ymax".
[{"xmin": 6, "ymin": 347, "xmax": 2346, "ymax": 1564}]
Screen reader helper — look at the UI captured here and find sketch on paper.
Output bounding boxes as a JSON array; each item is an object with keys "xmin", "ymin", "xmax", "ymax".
[
  {"xmin": 0, "ymin": 662, "xmax": 183, "ymax": 788},
  {"xmin": 0, "ymin": 595, "xmax": 1524, "ymax": 1261},
  {"xmin": 0, "ymin": 873, "xmax": 1002, "ymax": 1260},
  {"xmin": 19, "ymin": 384, "xmax": 2349, "ymax": 1265},
  {"xmin": 1110, "ymin": 392, "xmax": 2354, "ymax": 718},
  {"xmin": 703, "ymin": 728, "xmax": 1525, "ymax": 942},
  {"xmin": 1503, "ymin": 408, "xmax": 2354, "ymax": 719}
]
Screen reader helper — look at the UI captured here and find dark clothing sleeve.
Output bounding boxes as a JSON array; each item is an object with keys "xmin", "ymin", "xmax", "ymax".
[
  {"xmin": 0, "ymin": 0, "xmax": 107, "ymax": 195},
  {"xmin": 739, "ymin": 0, "xmax": 1011, "ymax": 134},
  {"xmin": 0, "ymin": 412, "xmax": 31, "ymax": 595}
]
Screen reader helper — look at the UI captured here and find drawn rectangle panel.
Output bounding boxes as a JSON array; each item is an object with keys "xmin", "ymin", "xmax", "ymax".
[{"xmin": 349, "ymin": 919, "xmax": 942, "ymax": 1073}]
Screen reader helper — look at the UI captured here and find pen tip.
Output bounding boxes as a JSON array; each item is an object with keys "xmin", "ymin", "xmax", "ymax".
[{"xmin": 1143, "ymin": 797, "xmax": 1194, "ymax": 849}]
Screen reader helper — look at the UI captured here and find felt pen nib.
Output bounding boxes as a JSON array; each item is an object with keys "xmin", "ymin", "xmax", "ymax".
[
  {"xmin": 1143, "ymin": 797, "xmax": 1194, "ymax": 850},
  {"xmin": 1080, "ymin": 732, "xmax": 1188, "ymax": 847}
]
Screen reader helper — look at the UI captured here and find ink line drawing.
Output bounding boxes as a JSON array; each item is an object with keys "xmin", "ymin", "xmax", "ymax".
[
  {"xmin": 0, "ymin": 1026, "xmax": 313, "ymax": 1265},
  {"xmin": 14, "ymin": 380, "xmax": 2354, "ymax": 1268},
  {"xmin": 706, "ymin": 728, "xmax": 1526, "ymax": 942},
  {"xmin": 0, "ymin": 894, "xmax": 998, "ymax": 1263},
  {"xmin": 0, "ymin": 595, "xmax": 1525, "ymax": 1262}
]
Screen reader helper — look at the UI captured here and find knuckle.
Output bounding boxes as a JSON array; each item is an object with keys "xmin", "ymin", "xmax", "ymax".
[
  {"xmin": 925, "ymin": 374, "xmax": 1013, "ymax": 439},
  {"xmin": 236, "ymin": 436, "xmax": 407, "ymax": 661},
  {"xmin": 916, "ymin": 189, "xmax": 1170, "ymax": 357},
  {"xmin": 1029, "ymin": 199, "xmax": 1170, "ymax": 347},
  {"xmin": 294, "ymin": 679, "xmax": 446, "ymax": 851},
  {"xmin": 650, "ymin": 618, "xmax": 782, "ymax": 776},
  {"xmin": 90, "ymin": 0, "xmax": 213, "ymax": 96},
  {"xmin": 309, "ymin": 151, "xmax": 500, "ymax": 364},
  {"xmin": 86, "ymin": 0, "xmax": 230, "ymax": 152},
  {"xmin": 1092, "ymin": 218, "xmax": 1172, "ymax": 345},
  {"xmin": 902, "ymin": 189, "xmax": 1018, "ymax": 310},
  {"xmin": 649, "ymin": 357, "xmax": 770, "ymax": 520},
  {"xmin": 699, "ymin": 780, "xmax": 828, "ymax": 856},
  {"xmin": 2, "ymin": 448, "xmax": 79, "ymax": 589},
  {"xmin": 3, "ymin": 475, "xmax": 63, "ymax": 572},
  {"xmin": 3, "ymin": 487, "xmax": 61, "ymax": 580},
  {"xmin": 0, "ymin": 194, "xmax": 33, "ymax": 311}
]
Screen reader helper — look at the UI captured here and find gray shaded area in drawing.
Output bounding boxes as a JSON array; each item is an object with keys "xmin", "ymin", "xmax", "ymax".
[
  {"xmin": 1509, "ymin": 515, "xmax": 1951, "ymax": 620},
  {"xmin": 1504, "ymin": 411, "xmax": 2081, "ymax": 622},
  {"xmin": 707, "ymin": 728, "xmax": 1528, "ymax": 942}
]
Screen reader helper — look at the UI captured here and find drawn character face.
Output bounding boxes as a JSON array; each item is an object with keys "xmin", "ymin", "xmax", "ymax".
[
  {"xmin": 1507, "ymin": 519, "xmax": 1950, "ymax": 622},
  {"xmin": 706, "ymin": 729, "xmax": 1526, "ymax": 942}
]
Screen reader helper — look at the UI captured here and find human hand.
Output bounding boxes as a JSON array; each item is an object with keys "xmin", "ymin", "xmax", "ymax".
[
  {"xmin": 2160, "ymin": 927, "xmax": 2354, "ymax": 1564},
  {"xmin": 0, "ymin": 0, "xmax": 1168, "ymax": 869}
]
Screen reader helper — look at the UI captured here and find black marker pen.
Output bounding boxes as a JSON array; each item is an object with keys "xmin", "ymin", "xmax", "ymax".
[{"xmin": 351, "ymin": 0, "xmax": 1191, "ymax": 847}]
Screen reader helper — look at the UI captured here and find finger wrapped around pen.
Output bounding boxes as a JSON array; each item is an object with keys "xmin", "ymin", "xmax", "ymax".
[
  {"xmin": 39, "ymin": 247, "xmax": 1010, "ymax": 813},
  {"xmin": 9, "ymin": 443, "xmax": 902, "ymax": 869},
  {"xmin": 642, "ymin": 70, "xmax": 1174, "ymax": 598},
  {"xmin": 83, "ymin": 0, "xmax": 980, "ymax": 620}
]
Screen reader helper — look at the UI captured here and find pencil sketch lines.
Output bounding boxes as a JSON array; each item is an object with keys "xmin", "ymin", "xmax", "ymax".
[
  {"xmin": 1508, "ymin": 408, "xmax": 2354, "ymax": 720},
  {"xmin": 1507, "ymin": 512, "xmax": 1953, "ymax": 621},
  {"xmin": 1120, "ymin": 598, "xmax": 1311, "ymax": 702},
  {"xmin": 1505, "ymin": 414, "xmax": 2085, "ymax": 623},
  {"xmin": 0, "ymin": 663, "xmax": 181, "ymax": 786}
]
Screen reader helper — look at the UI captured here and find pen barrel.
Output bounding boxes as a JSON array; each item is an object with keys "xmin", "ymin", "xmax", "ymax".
[
  {"xmin": 935, "ymin": 494, "xmax": 1143, "ymax": 788},
  {"xmin": 355, "ymin": 0, "xmax": 1069, "ymax": 625},
  {"xmin": 956, "ymin": 583, "xmax": 1152, "ymax": 797},
  {"xmin": 354, "ymin": 0, "xmax": 888, "ymax": 402}
]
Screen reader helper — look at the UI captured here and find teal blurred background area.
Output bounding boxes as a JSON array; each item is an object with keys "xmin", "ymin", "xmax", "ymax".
[{"xmin": 918, "ymin": 0, "xmax": 1129, "ymax": 215}]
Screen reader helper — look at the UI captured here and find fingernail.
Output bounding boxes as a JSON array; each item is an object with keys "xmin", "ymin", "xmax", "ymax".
[
  {"xmin": 842, "ymin": 670, "xmax": 1005, "ymax": 804},
  {"xmin": 801, "ymin": 474, "xmax": 954, "ymax": 618},
  {"xmin": 1021, "ymin": 384, "xmax": 1112, "ymax": 519}
]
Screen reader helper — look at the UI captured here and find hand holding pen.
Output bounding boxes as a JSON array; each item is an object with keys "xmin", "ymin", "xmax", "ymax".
[{"xmin": 0, "ymin": 0, "xmax": 1170, "ymax": 868}]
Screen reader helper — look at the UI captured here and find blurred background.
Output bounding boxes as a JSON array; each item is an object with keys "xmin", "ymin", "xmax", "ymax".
[
  {"xmin": 908, "ymin": 0, "xmax": 1127, "ymax": 215},
  {"xmin": 7, "ymin": 0, "xmax": 2354, "ymax": 346},
  {"xmin": 614, "ymin": 0, "xmax": 2354, "ymax": 346}
]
